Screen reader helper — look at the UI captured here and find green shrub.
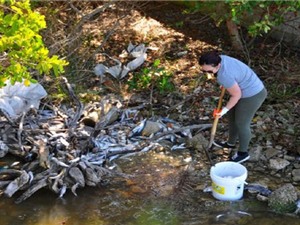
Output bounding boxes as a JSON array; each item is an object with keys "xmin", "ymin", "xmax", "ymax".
[
  {"xmin": 0, "ymin": 0, "xmax": 68, "ymax": 87},
  {"xmin": 127, "ymin": 59, "xmax": 175, "ymax": 94}
]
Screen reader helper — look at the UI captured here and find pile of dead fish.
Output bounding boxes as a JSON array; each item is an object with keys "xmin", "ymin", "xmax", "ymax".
[{"xmin": 0, "ymin": 95, "xmax": 193, "ymax": 203}]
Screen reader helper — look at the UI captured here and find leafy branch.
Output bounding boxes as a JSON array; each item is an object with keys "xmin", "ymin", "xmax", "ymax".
[{"xmin": 0, "ymin": 0, "xmax": 68, "ymax": 87}]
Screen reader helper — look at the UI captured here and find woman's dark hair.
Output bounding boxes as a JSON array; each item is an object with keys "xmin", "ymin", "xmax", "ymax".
[{"xmin": 198, "ymin": 51, "xmax": 221, "ymax": 67}]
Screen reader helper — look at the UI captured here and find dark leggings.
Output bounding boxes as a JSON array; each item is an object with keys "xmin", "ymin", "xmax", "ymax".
[{"xmin": 227, "ymin": 88, "xmax": 267, "ymax": 152}]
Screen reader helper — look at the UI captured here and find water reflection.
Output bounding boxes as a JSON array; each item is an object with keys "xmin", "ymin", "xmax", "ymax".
[
  {"xmin": 1, "ymin": 183, "xmax": 299, "ymax": 225},
  {"xmin": 0, "ymin": 152, "xmax": 299, "ymax": 225}
]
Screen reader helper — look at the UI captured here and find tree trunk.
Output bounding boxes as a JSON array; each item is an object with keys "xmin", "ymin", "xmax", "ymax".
[{"xmin": 226, "ymin": 19, "xmax": 244, "ymax": 52}]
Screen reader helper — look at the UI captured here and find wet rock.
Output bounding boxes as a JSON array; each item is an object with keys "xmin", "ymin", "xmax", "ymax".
[
  {"xmin": 0, "ymin": 140, "xmax": 8, "ymax": 158},
  {"xmin": 142, "ymin": 121, "xmax": 163, "ymax": 136},
  {"xmin": 294, "ymin": 163, "xmax": 300, "ymax": 169},
  {"xmin": 284, "ymin": 155, "xmax": 296, "ymax": 161},
  {"xmin": 249, "ymin": 146, "xmax": 262, "ymax": 162},
  {"xmin": 269, "ymin": 158, "xmax": 290, "ymax": 170},
  {"xmin": 102, "ymin": 106, "xmax": 120, "ymax": 126},
  {"xmin": 292, "ymin": 169, "xmax": 300, "ymax": 182},
  {"xmin": 69, "ymin": 167, "xmax": 85, "ymax": 187},
  {"xmin": 186, "ymin": 133, "xmax": 208, "ymax": 150},
  {"xmin": 85, "ymin": 167, "xmax": 100, "ymax": 186},
  {"xmin": 264, "ymin": 148, "xmax": 280, "ymax": 159},
  {"xmin": 256, "ymin": 194, "xmax": 268, "ymax": 202},
  {"xmin": 268, "ymin": 183, "xmax": 298, "ymax": 213}
]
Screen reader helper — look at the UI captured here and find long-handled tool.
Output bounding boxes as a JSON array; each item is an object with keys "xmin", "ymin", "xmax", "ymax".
[{"xmin": 204, "ymin": 87, "xmax": 226, "ymax": 165}]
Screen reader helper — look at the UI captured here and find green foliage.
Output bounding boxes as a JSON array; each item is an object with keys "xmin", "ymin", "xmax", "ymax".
[
  {"xmin": 267, "ymin": 82, "xmax": 300, "ymax": 101},
  {"xmin": 174, "ymin": 21, "xmax": 184, "ymax": 28},
  {"xmin": 181, "ymin": 0, "xmax": 300, "ymax": 37},
  {"xmin": 226, "ymin": 0, "xmax": 300, "ymax": 36},
  {"xmin": 0, "ymin": 0, "xmax": 68, "ymax": 87},
  {"xmin": 127, "ymin": 59, "xmax": 175, "ymax": 94}
]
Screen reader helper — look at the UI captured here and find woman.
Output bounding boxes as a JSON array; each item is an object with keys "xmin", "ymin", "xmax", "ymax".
[{"xmin": 198, "ymin": 51, "xmax": 267, "ymax": 163}]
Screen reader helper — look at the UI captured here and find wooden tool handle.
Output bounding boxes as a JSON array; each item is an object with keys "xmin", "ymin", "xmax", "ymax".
[
  {"xmin": 208, "ymin": 87, "xmax": 226, "ymax": 148},
  {"xmin": 217, "ymin": 87, "xmax": 226, "ymax": 110}
]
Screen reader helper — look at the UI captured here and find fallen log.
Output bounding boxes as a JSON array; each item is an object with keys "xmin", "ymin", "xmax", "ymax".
[
  {"xmin": 15, "ymin": 177, "xmax": 48, "ymax": 204},
  {"xmin": 4, "ymin": 170, "xmax": 30, "ymax": 197}
]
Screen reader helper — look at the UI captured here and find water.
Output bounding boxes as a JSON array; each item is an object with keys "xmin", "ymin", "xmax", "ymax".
[{"xmin": 0, "ymin": 151, "xmax": 299, "ymax": 225}]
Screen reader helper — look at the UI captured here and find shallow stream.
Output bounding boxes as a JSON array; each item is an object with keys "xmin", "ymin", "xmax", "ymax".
[{"xmin": 1, "ymin": 150, "xmax": 299, "ymax": 225}]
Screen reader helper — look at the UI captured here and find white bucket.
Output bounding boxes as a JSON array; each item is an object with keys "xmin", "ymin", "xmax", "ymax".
[{"xmin": 210, "ymin": 162, "xmax": 248, "ymax": 201}]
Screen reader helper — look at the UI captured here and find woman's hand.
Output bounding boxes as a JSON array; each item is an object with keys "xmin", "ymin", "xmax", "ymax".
[{"xmin": 215, "ymin": 107, "xmax": 229, "ymax": 118}]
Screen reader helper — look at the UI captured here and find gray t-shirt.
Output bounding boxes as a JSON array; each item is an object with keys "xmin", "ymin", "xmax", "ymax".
[{"xmin": 217, "ymin": 55, "xmax": 264, "ymax": 98}]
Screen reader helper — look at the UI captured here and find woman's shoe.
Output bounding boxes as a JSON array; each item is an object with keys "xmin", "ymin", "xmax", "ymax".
[
  {"xmin": 229, "ymin": 152, "xmax": 250, "ymax": 163},
  {"xmin": 213, "ymin": 141, "xmax": 235, "ymax": 149}
]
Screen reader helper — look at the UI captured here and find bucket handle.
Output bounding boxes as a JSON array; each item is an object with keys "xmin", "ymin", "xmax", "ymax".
[{"xmin": 230, "ymin": 179, "xmax": 247, "ymax": 185}]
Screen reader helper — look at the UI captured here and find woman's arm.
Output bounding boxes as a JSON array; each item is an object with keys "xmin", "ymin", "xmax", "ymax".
[{"xmin": 225, "ymin": 82, "xmax": 242, "ymax": 110}]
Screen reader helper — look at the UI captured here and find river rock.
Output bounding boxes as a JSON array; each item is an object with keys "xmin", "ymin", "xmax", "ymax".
[
  {"xmin": 292, "ymin": 169, "xmax": 300, "ymax": 182},
  {"xmin": 264, "ymin": 148, "xmax": 280, "ymax": 159},
  {"xmin": 102, "ymin": 106, "xmax": 120, "ymax": 126},
  {"xmin": 69, "ymin": 166, "xmax": 85, "ymax": 187},
  {"xmin": 85, "ymin": 167, "xmax": 100, "ymax": 186},
  {"xmin": 186, "ymin": 133, "xmax": 209, "ymax": 150},
  {"xmin": 268, "ymin": 183, "xmax": 298, "ymax": 213},
  {"xmin": 249, "ymin": 146, "xmax": 262, "ymax": 162},
  {"xmin": 0, "ymin": 140, "xmax": 8, "ymax": 158},
  {"xmin": 269, "ymin": 158, "xmax": 290, "ymax": 170},
  {"xmin": 294, "ymin": 163, "xmax": 300, "ymax": 169},
  {"xmin": 142, "ymin": 121, "xmax": 163, "ymax": 136}
]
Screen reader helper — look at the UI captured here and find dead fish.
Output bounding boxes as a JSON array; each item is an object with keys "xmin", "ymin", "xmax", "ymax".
[
  {"xmin": 80, "ymin": 154, "xmax": 94, "ymax": 161},
  {"xmin": 160, "ymin": 117, "xmax": 192, "ymax": 137},
  {"xmin": 69, "ymin": 157, "xmax": 81, "ymax": 164},
  {"xmin": 59, "ymin": 185, "xmax": 67, "ymax": 198},
  {"xmin": 10, "ymin": 161, "xmax": 21, "ymax": 168},
  {"xmin": 51, "ymin": 157, "xmax": 70, "ymax": 168},
  {"xmin": 160, "ymin": 117, "xmax": 178, "ymax": 124},
  {"xmin": 171, "ymin": 143, "xmax": 186, "ymax": 151},
  {"xmin": 38, "ymin": 109, "xmax": 56, "ymax": 119},
  {"xmin": 108, "ymin": 155, "xmax": 120, "ymax": 162},
  {"xmin": 294, "ymin": 199, "xmax": 300, "ymax": 214},
  {"xmin": 140, "ymin": 143, "xmax": 159, "ymax": 152},
  {"xmin": 71, "ymin": 182, "xmax": 80, "ymax": 196},
  {"xmin": 181, "ymin": 129, "xmax": 192, "ymax": 138},
  {"xmin": 130, "ymin": 118, "xmax": 147, "ymax": 137},
  {"xmin": 216, "ymin": 210, "xmax": 252, "ymax": 222},
  {"xmin": 48, "ymin": 133, "xmax": 67, "ymax": 141},
  {"xmin": 203, "ymin": 186, "xmax": 212, "ymax": 193},
  {"xmin": 0, "ymin": 165, "xmax": 8, "ymax": 171},
  {"xmin": 89, "ymin": 159, "xmax": 105, "ymax": 166},
  {"xmin": 49, "ymin": 170, "xmax": 64, "ymax": 180},
  {"xmin": 120, "ymin": 109, "xmax": 139, "ymax": 122},
  {"xmin": 94, "ymin": 136, "xmax": 117, "ymax": 150},
  {"xmin": 28, "ymin": 171, "xmax": 34, "ymax": 184},
  {"xmin": 58, "ymin": 137, "xmax": 70, "ymax": 148},
  {"xmin": 156, "ymin": 134, "xmax": 177, "ymax": 143},
  {"xmin": 244, "ymin": 183, "xmax": 272, "ymax": 196}
]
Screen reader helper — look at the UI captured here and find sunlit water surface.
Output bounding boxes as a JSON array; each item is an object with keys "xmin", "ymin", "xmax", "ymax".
[{"xmin": 1, "ymin": 152, "xmax": 299, "ymax": 225}]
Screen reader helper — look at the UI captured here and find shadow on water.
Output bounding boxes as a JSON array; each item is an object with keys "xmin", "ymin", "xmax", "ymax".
[{"xmin": 1, "ymin": 151, "xmax": 299, "ymax": 225}]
